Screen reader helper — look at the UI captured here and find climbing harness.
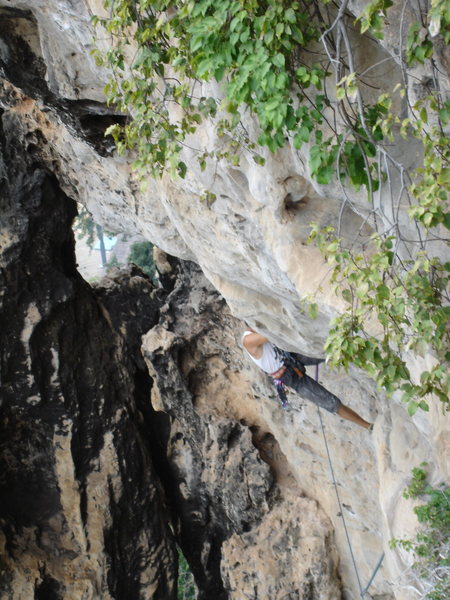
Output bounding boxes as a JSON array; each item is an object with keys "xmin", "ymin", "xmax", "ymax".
[
  {"xmin": 271, "ymin": 349, "xmax": 305, "ymax": 410},
  {"xmin": 314, "ymin": 364, "xmax": 385, "ymax": 598},
  {"xmin": 273, "ymin": 378, "xmax": 289, "ymax": 409}
]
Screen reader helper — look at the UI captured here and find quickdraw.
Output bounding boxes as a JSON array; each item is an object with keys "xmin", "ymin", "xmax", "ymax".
[
  {"xmin": 273, "ymin": 378, "xmax": 289, "ymax": 409},
  {"xmin": 271, "ymin": 349, "xmax": 305, "ymax": 409}
]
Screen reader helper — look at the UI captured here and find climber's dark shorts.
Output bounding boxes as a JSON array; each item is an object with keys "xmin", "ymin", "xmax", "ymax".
[{"xmin": 280, "ymin": 366, "xmax": 342, "ymax": 414}]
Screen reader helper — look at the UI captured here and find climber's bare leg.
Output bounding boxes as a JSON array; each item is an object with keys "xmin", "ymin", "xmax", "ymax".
[
  {"xmin": 282, "ymin": 371, "xmax": 373, "ymax": 430},
  {"xmin": 337, "ymin": 404, "xmax": 372, "ymax": 429}
]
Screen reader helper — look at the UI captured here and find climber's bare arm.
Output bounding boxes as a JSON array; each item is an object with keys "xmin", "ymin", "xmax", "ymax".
[{"xmin": 243, "ymin": 331, "xmax": 269, "ymax": 359}]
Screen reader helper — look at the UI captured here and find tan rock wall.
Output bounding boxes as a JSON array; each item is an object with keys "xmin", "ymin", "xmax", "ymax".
[{"xmin": 142, "ymin": 260, "xmax": 343, "ymax": 600}]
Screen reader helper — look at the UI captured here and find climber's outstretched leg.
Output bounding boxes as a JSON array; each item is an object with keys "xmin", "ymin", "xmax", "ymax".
[
  {"xmin": 280, "ymin": 369, "xmax": 373, "ymax": 430},
  {"xmin": 337, "ymin": 404, "xmax": 372, "ymax": 429}
]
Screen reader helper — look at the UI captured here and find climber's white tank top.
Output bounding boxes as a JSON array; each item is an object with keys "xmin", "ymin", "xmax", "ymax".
[{"xmin": 242, "ymin": 331, "xmax": 284, "ymax": 374}]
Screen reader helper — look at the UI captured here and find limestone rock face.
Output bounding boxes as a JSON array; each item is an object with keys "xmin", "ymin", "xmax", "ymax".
[
  {"xmin": 0, "ymin": 81, "xmax": 342, "ymax": 600},
  {"xmin": 141, "ymin": 260, "xmax": 342, "ymax": 600},
  {"xmin": 0, "ymin": 2, "xmax": 449, "ymax": 600},
  {"xmin": 1, "ymin": 0, "xmax": 447, "ymax": 346}
]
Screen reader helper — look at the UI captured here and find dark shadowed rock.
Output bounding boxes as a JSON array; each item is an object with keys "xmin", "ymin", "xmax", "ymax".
[{"xmin": 0, "ymin": 104, "xmax": 176, "ymax": 600}]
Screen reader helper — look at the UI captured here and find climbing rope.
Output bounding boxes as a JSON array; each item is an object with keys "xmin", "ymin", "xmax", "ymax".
[
  {"xmin": 316, "ymin": 365, "xmax": 384, "ymax": 598},
  {"xmin": 314, "ymin": 364, "xmax": 365, "ymax": 595},
  {"xmin": 314, "ymin": 365, "xmax": 385, "ymax": 598},
  {"xmin": 361, "ymin": 552, "xmax": 385, "ymax": 598}
]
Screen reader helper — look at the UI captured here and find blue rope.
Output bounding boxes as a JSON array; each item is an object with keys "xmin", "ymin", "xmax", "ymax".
[{"xmin": 314, "ymin": 364, "xmax": 364, "ymax": 596}]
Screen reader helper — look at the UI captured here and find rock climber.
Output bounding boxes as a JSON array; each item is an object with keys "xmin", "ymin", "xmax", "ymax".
[{"xmin": 242, "ymin": 328, "xmax": 373, "ymax": 430}]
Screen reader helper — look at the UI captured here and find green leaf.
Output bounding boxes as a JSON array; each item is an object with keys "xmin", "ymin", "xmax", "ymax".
[
  {"xmin": 377, "ymin": 284, "xmax": 389, "ymax": 300},
  {"xmin": 437, "ymin": 169, "xmax": 450, "ymax": 184},
  {"xmin": 293, "ymin": 125, "xmax": 310, "ymax": 148},
  {"xmin": 308, "ymin": 302, "xmax": 318, "ymax": 319},
  {"xmin": 293, "ymin": 133, "xmax": 303, "ymax": 149},
  {"xmin": 407, "ymin": 400, "xmax": 419, "ymax": 416},
  {"xmin": 230, "ymin": 16, "xmax": 241, "ymax": 31},
  {"xmin": 197, "ymin": 58, "xmax": 212, "ymax": 77},
  {"xmin": 265, "ymin": 98, "xmax": 280, "ymax": 112},
  {"xmin": 285, "ymin": 8, "xmax": 296, "ymax": 24},
  {"xmin": 285, "ymin": 106, "xmax": 297, "ymax": 130},
  {"xmin": 438, "ymin": 107, "xmax": 450, "ymax": 125},
  {"xmin": 273, "ymin": 53, "xmax": 285, "ymax": 68},
  {"xmin": 230, "ymin": 31, "xmax": 240, "ymax": 46},
  {"xmin": 252, "ymin": 154, "xmax": 266, "ymax": 166},
  {"xmin": 266, "ymin": 135, "xmax": 278, "ymax": 153},
  {"xmin": 444, "ymin": 213, "xmax": 450, "ymax": 230},
  {"xmin": 177, "ymin": 161, "xmax": 187, "ymax": 179},
  {"xmin": 342, "ymin": 289, "xmax": 352, "ymax": 303},
  {"xmin": 191, "ymin": 35, "xmax": 204, "ymax": 52},
  {"xmin": 214, "ymin": 65, "xmax": 226, "ymax": 81},
  {"xmin": 265, "ymin": 29, "xmax": 274, "ymax": 44}
]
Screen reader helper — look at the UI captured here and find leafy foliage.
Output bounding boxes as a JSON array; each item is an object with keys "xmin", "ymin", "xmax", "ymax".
[
  {"xmin": 127, "ymin": 240, "xmax": 156, "ymax": 282},
  {"xmin": 391, "ymin": 465, "xmax": 450, "ymax": 599},
  {"xmin": 93, "ymin": 1, "xmax": 335, "ymax": 179},
  {"xmin": 407, "ymin": 96, "xmax": 450, "ymax": 232},
  {"xmin": 93, "ymin": 0, "xmax": 450, "ymax": 412},
  {"xmin": 357, "ymin": 0, "xmax": 394, "ymax": 39},
  {"xmin": 308, "ymin": 226, "xmax": 450, "ymax": 414},
  {"xmin": 75, "ymin": 206, "xmax": 97, "ymax": 249},
  {"xmin": 428, "ymin": 0, "xmax": 450, "ymax": 42},
  {"xmin": 177, "ymin": 548, "xmax": 197, "ymax": 600},
  {"xmin": 106, "ymin": 253, "xmax": 121, "ymax": 270},
  {"xmin": 75, "ymin": 205, "xmax": 116, "ymax": 252}
]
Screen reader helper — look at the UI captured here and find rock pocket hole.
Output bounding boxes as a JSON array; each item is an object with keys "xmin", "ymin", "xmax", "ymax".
[
  {"xmin": 283, "ymin": 192, "xmax": 309, "ymax": 216},
  {"xmin": 227, "ymin": 424, "xmax": 242, "ymax": 449}
]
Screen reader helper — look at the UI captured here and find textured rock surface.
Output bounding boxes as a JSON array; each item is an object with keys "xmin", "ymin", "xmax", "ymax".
[
  {"xmin": 0, "ymin": 2, "xmax": 449, "ymax": 600},
  {"xmin": 0, "ymin": 106, "xmax": 176, "ymax": 599},
  {"xmin": 142, "ymin": 259, "xmax": 342, "ymax": 600},
  {"xmin": 0, "ymin": 85, "xmax": 342, "ymax": 599}
]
